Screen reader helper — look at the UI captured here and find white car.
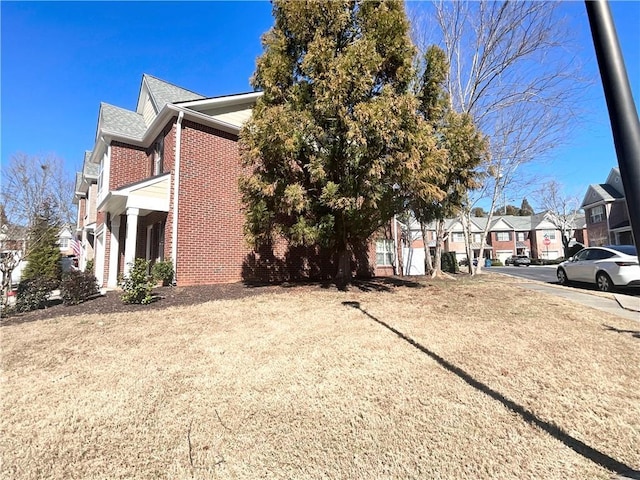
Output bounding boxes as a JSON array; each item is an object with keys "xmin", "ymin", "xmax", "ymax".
[{"xmin": 556, "ymin": 245, "xmax": 640, "ymax": 292}]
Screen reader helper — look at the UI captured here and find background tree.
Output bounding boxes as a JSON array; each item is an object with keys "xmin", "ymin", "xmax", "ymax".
[
  {"xmin": 519, "ymin": 198, "xmax": 535, "ymax": 216},
  {"xmin": 470, "ymin": 207, "xmax": 486, "ymax": 217},
  {"xmin": 240, "ymin": 0, "xmax": 441, "ymax": 284},
  {"xmin": 409, "ymin": 1, "xmax": 587, "ymax": 274},
  {"xmin": 536, "ymin": 180, "xmax": 581, "ymax": 258},
  {"xmin": 1, "ymin": 153, "xmax": 76, "ymax": 229},
  {"xmin": 21, "ymin": 202, "xmax": 62, "ymax": 283}
]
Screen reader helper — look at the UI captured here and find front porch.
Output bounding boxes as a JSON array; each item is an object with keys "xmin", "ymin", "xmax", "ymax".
[{"xmin": 95, "ymin": 174, "xmax": 171, "ymax": 288}]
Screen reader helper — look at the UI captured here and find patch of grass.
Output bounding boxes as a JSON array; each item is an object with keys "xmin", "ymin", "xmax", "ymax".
[{"xmin": 1, "ymin": 277, "xmax": 638, "ymax": 479}]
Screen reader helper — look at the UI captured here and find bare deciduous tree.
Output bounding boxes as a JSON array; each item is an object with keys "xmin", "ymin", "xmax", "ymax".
[
  {"xmin": 536, "ymin": 180, "xmax": 581, "ymax": 258},
  {"xmin": 409, "ymin": 1, "xmax": 588, "ymax": 273},
  {"xmin": 1, "ymin": 153, "xmax": 75, "ymax": 229},
  {"xmin": 1, "ymin": 153, "xmax": 75, "ymax": 311}
]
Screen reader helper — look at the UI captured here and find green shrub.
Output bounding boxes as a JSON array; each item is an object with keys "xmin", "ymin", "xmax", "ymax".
[
  {"xmin": 441, "ymin": 251, "xmax": 459, "ymax": 273},
  {"xmin": 151, "ymin": 260, "xmax": 174, "ymax": 286},
  {"xmin": 121, "ymin": 258, "xmax": 154, "ymax": 305},
  {"xmin": 490, "ymin": 258, "xmax": 503, "ymax": 267},
  {"xmin": 60, "ymin": 271, "xmax": 99, "ymax": 306},
  {"xmin": 15, "ymin": 276, "xmax": 59, "ymax": 312},
  {"xmin": 85, "ymin": 259, "xmax": 95, "ymax": 273}
]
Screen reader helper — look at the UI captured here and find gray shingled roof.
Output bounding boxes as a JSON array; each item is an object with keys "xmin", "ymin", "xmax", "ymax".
[
  {"xmin": 144, "ymin": 74, "xmax": 204, "ymax": 110},
  {"xmin": 592, "ymin": 183, "xmax": 624, "ymax": 201},
  {"xmin": 82, "ymin": 151, "xmax": 100, "ymax": 178},
  {"xmin": 99, "ymin": 102, "xmax": 147, "ymax": 140},
  {"xmin": 75, "ymin": 172, "xmax": 83, "ymax": 193}
]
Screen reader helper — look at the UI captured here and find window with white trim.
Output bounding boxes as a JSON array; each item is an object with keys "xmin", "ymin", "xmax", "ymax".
[
  {"xmin": 59, "ymin": 238, "xmax": 69, "ymax": 249},
  {"xmin": 452, "ymin": 232, "xmax": 465, "ymax": 242},
  {"xmin": 590, "ymin": 205, "xmax": 604, "ymax": 223},
  {"xmin": 517, "ymin": 232, "xmax": 525, "ymax": 241},
  {"xmin": 376, "ymin": 239, "xmax": 394, "ymax": 266},
  {"xmin": 543, "ymin": 230, "xmax": 556, "ymax": 240},
  {"xmin": 473, "ymin": 233, "xmax": 482, "ymax": 243},
  {"xmin": 496, "ymin": 232, "xmax": 511, "ymax": 241},
  {"xmin": 153, "ymin": 137, "xmax": 164, "ymax": 175}
]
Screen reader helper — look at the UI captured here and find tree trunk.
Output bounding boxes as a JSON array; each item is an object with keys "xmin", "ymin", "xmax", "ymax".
[
  {"xmin": 432, "ymin": 219, "xmax": 445, "ymax": 277},
  {"xmin": 420, "ymin": 222, "xmax": 434, "ymax": 275},
  {"xmin": 335, "ymin": 247, "xmax": 352, "ymax": 288}
]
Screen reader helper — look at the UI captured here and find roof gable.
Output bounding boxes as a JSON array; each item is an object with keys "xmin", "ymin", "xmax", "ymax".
[
  {"xmin": 581, "ymin": 183, "xmax": 623, "ymax": 208},
  {"xmin": 98, "ymin": 103, "xmax": 147, "ymax": 141},
  {"xmin": 490, "ymin": 217, "xmax": 514, "ymax": 230},
  {"xmin": 138, "ymin": 74, "xmax": 205, "ymax": 115},
  {"xmin": 605, "ymin": 167, "xmax": 624, "ymax": 196}
]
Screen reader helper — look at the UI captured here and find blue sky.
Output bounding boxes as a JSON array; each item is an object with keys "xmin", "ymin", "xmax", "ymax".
[{"xmin": 1, "ymin": 1, "xmax": 639, "ymax": 210}]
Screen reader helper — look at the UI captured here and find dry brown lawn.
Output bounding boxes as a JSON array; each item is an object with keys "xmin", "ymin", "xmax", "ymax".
[{"xmin": 1, "ymin": 276, "xmax": 638, "ymax": 479}]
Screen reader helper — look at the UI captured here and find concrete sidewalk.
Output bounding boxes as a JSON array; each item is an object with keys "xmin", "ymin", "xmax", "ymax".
[{"xmin": 516, "ymin": 283, "xmax": 639, "ymax": 322}]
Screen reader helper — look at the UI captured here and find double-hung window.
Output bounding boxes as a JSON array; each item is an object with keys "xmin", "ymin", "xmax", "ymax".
[
  {"xmin": 376, "ymin": 239, "xmax": 394, "ymax": 266},
  {"xmin": 496, "ymin": 232, "xmax": 511, "ymax": 241},
  {"xmin": 590, "ymin": 205, "xmax": 604, "ymax": 224}
]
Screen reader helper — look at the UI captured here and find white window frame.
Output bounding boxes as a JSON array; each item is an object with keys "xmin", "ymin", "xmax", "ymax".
[
  {"xmin": 376, "ymin": 239, "xmax": 394, "ymax": 266},
  {"xmin": 496, "ymin": 232, "xmax": 511, "ymax": 242},
  {"xmin": 452, "ymin": 232, "xmax": 465, "ymax": 243},
  {"xmin": 590, "ymin": 205, "xmax": 604, "ymax": 224},
  {"xmin": 543, "ymin": 230, "xmax": 556, "ymax": 240},
  {"xmin": 517, "ymin": 232, "xmax": 525, "ymax": 242}
]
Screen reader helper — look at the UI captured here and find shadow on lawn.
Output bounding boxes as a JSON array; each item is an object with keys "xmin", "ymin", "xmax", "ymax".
[
  {"xmin": 343, "ymin": 301, "xmax": 640, "ymax": 479},
  {"xmin": 603, "ymin": 324, "xmax": 640, "ymax": 339}
]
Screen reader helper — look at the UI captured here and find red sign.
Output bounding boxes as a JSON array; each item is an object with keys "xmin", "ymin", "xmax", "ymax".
[{"xmin": 543, "ymin": 238, "xmax": 551, "ymax": 246}]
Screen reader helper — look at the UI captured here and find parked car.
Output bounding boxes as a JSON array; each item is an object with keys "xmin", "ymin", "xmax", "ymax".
[
  {"xmin": 505, "ymin": 255, "xmax": 531, "ymax": 267},
  {"xmin": 458, "ymin": 257, "xmax": 478, "ymax": 267},
  {"xmin": 556, "ymin": 245, "xmax": 640, "ymax": 292}
]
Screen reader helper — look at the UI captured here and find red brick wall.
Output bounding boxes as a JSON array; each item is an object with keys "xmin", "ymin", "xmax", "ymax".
[
  {"xmin": 109, "ymin": 142, "xmax": 148, "ymax": 191},
  {"xmin": 174, "ymin": 121, "xmax": 250, "ymax": 285}
]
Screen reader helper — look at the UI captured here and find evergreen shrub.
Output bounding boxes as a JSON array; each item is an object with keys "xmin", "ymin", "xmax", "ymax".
[
  {"xmin": 15, "ymin": 277, "xmax": 59, "ymax": 312},
  {"xmin": 121, "ymin": 258, "xmax": 154, "ymax": 305},
  {"xmin": 60, "ymin": 271, "xmax": 99, "ymax": 306},
  {"xmin": 151, "ymin": 260, "xmax": 174, "ymax": 286}
]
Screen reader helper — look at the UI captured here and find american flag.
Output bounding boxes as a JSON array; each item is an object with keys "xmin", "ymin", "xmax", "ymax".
[{"xmin": 71, "ymin": 239, "xmax": 82, "ymax": 257}]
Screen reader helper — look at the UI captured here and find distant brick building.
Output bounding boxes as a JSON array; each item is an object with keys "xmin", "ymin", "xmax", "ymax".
[
  {"xmin": 581, "ymin": 168, "xmax": 634, "ymax": 247},
  {"xmin": 74, "ymin": 75, "xmax": 388, "ymax": 287}
]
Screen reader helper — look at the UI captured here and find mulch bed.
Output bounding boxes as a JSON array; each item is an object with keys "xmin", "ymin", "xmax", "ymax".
[{"xmin": 1, "ymin": 277, "xmax": 427, "ymax": 327}]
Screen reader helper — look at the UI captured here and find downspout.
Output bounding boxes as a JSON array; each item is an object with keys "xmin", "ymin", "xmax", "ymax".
[{"xmin": 171, "ymin": 111, "xmax": 184, "ymax": 284}]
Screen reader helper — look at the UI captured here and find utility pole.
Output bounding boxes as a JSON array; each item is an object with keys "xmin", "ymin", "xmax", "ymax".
[{"xmin": 586, "ymin": 0, "xmax": 640, "ymax": 248}]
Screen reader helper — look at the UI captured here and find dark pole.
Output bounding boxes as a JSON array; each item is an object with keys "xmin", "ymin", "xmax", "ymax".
[{"xmin": 585, "ymin": 0, "xmax": 640, "ymax": 248}]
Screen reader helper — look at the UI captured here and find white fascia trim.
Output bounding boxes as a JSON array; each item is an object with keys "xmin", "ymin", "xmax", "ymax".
[
  {"xmin": 178, "ymin": 91, "xmax": 262, "ymax": 109},
  {"xmin": 98, "ymin": 103, "xmax": 244, "ymax": 150}
]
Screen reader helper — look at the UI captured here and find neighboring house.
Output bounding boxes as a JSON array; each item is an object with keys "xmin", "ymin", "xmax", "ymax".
[
  {"xmin": 581, "ymin": 167, "xmax": 633, "ymax": 246},
  {"xmin": 73, "ymin": 152, "xmax": 99, "ymax": 270},
  {"xmin": 75, "ymin": 74, "xmax": 392, "ymax": 288},
  {"xmin": 399, "ymin": 212, "xmax": 588, "ymax": 273},
  {"xmin": 58, "ymin": 225, "xmax": 75, "ymax": 256}
]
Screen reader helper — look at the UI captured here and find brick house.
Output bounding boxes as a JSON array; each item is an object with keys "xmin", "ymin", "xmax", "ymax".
[
  {"xmin": 398, "ymin": 212, "xmax": 588, "ymax": 273},
  {"xmin": 581, "ymin": 167, "xmax": 634, "ymax": 247},
  {"xmin": 74, "ymin": 74, "xmax": 390, "ymax": 287}
]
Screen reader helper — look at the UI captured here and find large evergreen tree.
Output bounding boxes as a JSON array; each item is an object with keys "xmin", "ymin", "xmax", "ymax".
[
  {"xmin": 240, "ymin": 0, "xmax": 441, "ymax": 283},
  {"xmin": 21, "ymin": 202, "xmax": 61, "ymax": 283}
]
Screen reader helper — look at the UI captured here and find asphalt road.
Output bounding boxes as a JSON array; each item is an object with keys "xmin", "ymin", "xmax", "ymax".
[
  {"xmin": 489, "ymin": 265, "xmax": 558, "ymax": 283},
  {"xmin": 490, "ymin": 265, "xmax": 640, "ymax": 298}
]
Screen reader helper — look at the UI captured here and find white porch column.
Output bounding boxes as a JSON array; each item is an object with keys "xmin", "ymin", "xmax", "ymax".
[
  {"xmin": 94, "ymin": 229, "xmax": 106, "ymax": 288},
  {"xmin": 123, "ymin": 208, "xmax": 140, "ymax": 276},
  {"xmin": 108, "ymin": 215, "xmax": 121, "ymax": 288}
]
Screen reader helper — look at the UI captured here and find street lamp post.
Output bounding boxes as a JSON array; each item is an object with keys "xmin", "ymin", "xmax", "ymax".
[{"xmin": 585, "ymin": 1, "xmax": 640, "ymax": 248}]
